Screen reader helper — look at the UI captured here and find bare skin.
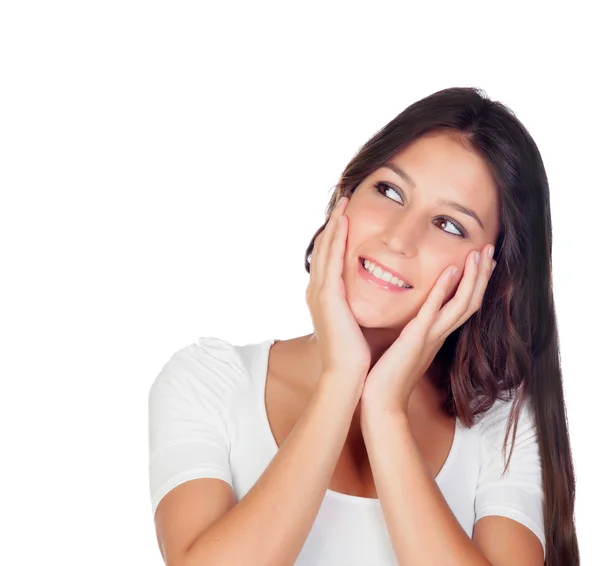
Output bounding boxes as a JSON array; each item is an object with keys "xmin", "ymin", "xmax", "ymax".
[
  {"xmin": 266, "ymin": 131, "xmax": 501, "ymax": 499},
  {"xmin": 265, "ymin": 335, "xmax": 457, "ymax": 498}
]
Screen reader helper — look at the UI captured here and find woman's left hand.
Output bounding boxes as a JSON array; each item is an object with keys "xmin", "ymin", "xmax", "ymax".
[{"xmin": 360, "ymin": 245, "xmax": 496, "ymax": 418}]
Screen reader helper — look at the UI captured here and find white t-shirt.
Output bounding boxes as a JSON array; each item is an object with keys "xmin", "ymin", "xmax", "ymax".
[{"xmin": 148, "ymin": 336, "xmax": 546, "ymax": 564}]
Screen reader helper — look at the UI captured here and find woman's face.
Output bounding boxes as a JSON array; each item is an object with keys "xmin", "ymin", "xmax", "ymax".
[{"xmin": 341, "ymin": 131, "xmax": 501, "ymax": 334}]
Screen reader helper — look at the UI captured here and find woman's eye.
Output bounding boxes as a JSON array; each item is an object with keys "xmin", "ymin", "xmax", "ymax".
[
  {"xmin": 373, "ymin": 182, "xmax": 466, "ymax": 238},
  {"xmin": 376, "ymin": 181, "xmax": 404, "ymax": 204}
]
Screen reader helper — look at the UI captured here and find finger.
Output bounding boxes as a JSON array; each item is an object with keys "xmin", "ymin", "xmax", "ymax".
[
  {"xmin": 324, "ymin": 213, "xmax": 348, "ymax": 290},
  {"xmin": 313, "ymin": 197, "xmax": 348, "ymax": 284},
  {"xmin": 463, "ymin": 246, "xmax": 495, "ymax": 317},
  {"xmin": 419, "ymin": 263, "xmax": 460, "ymax": 334},
  {"xmin": 321, "ymin": 197, "xmax": 348, "ymax": 267},
  {"xmin": 309, "ymin": 228, "xmax": 326, "ymax": 280},
  {"xmin": 310, "ymin": 198, "xmax": 343, "ymax": 281},
  {"xmin": 432, "ymin": 249, "xmax": 481, "ymax": 336}
]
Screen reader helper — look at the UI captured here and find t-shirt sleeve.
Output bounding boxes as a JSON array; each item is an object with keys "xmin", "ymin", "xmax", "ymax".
[
  {"xmin": 474, "ymin": 396, "xmax": 546, "ymax": 560},
  {"xmin": 148, "ymin": 336, "xmax": 243, "ymax": 517}
]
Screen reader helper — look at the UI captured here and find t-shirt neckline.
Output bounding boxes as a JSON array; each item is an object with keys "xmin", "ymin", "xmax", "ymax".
[{"xmin": 257, "ymin": 338, "xmax": 462, "ymax": 504}]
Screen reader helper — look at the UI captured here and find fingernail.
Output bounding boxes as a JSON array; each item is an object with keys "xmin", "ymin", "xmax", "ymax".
[
  {"xmin": 488, "ymin": 246, "xmax": 495, "ymax": 259},
  {"xmin": 475, "ymin": 251, "xmax": 480, "ymax": 265}
]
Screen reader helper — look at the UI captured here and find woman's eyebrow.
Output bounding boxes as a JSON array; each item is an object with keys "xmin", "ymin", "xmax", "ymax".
[
  {"xmin": 383, "ymin": 163, "xmax": 417, "ymax": 189},
  {"xmin": 381, "ymin": 163, "xmax": 485, "ymax": 231}
]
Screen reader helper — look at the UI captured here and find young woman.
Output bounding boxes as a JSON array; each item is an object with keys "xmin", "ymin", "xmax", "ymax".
[{"xmin": 148, "ymin": 86, "xmax": 579, "ymax": 566}]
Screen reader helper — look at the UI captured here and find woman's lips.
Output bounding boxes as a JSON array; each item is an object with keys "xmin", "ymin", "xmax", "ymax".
[
  {"xmin": 360, "ymin": 255, "xmax": 413, "ymax": 286},
  {"xmin": 358, "ymin": 257, "xmax": 413, "ymax": 293}
]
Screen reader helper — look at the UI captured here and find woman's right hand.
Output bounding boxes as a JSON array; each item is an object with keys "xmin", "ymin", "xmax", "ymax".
[{"xmin": 305, "ymin": 196, "xmax": 371, "ymax": 400}]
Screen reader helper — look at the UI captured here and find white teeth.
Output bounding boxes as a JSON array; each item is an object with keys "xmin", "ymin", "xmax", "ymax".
[{"xmin": 362, "ymin": 259, "xmax": 412, "ymax": 288}]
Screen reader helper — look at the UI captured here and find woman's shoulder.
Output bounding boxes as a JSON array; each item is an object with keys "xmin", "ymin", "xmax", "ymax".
[
  {"xmin": 475, "ymin": 391, "xmax": 538, "ymax": 456},
  {"xmin": 476, "ymin": 391, "xmax": 535, "ymax": 429},
  {"xmin": 149, "ymin": 335, "xmax": 255, "ymax": 413}
]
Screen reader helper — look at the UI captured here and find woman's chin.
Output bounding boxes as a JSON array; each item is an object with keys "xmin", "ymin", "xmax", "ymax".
[{"xmin": 349, "ymin": 303, "xmax": 405, "ymax": 330}]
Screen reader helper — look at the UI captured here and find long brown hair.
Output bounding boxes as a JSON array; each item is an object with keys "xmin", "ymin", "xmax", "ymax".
[{"xmin": 304, "ymin": 87, "xmax": 579, "ymax": 565}]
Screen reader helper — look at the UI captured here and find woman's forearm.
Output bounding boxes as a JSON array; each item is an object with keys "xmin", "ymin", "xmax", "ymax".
[
  {"xmin": 182, "ymin": 374, "xmax": 359, "ymax": 566},
  {"xmin": 362, "ymin": 409, "xmax": 493, "ymax": 565}
]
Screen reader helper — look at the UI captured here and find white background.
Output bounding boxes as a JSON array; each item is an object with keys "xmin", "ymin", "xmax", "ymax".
[{"xmin": 1, "ymin": 1, "xmax": 597, "ymax": 564}]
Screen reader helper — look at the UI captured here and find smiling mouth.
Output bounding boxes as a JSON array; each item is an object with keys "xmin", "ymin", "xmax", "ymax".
[{"xmin": 359, "ymin": 257, "xmax": 413, "ymax": 289}]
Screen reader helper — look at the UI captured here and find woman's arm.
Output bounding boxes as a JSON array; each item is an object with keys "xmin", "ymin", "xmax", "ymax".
[
  {"xmin": 180, "ymin": 373, "xmax": 359, "ymax": 566},
  {"xmin": 361, "ymin": 408, "xmax": 543, "ymax": 566}
]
